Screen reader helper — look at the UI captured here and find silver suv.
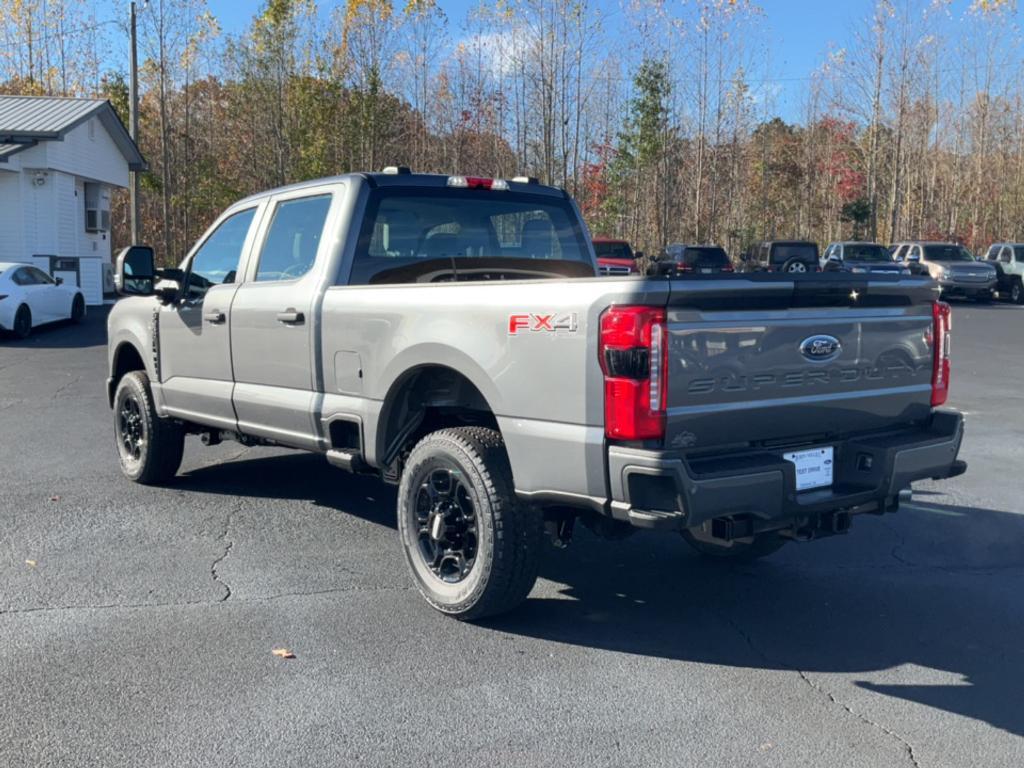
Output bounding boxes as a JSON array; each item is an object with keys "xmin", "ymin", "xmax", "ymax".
[{"xmin": 891, "ymin": 241, "xmax": 996, "ymax": 302}]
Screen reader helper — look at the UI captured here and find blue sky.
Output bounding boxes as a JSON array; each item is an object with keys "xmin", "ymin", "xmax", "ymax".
[{"xmin": 94, "ymin": 0, "xmax": 1021, "ymax": 121}]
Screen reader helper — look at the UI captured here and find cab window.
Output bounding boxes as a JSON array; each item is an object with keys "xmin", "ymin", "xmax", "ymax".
[
  {"xmin": 186, "ymin": 208, "xmax": 257, "ymax": 300},
  {"xmin": 348, "ymin": 188, "xmax": 593, "ymax": 285},
  {"xmin": 254, "ymin": 195, "xmax": 332, "ymax": 282}
]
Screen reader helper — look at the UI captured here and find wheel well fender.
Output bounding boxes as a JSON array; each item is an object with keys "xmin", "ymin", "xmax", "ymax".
[
  {"xmin": 375, "ymin": 363, "xmax": 499, "ymax": 470},
  {"xmin": 108, "ymin": 340, "xmax": 148, "ymax": 407}
]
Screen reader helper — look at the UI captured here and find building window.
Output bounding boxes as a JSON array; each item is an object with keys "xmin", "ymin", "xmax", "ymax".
[{"xmin": 84, "ymin": 182, "xmax": 110, "ymax": 233}]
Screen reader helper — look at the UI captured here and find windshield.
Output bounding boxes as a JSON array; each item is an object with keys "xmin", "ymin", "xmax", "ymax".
[
  {"xmin": 593, "ymin": 241, "xmax": 634, "ymax": 260},
  {"xmin": 843, "ymin": 244, "xmax": 891, "ymax": 262},
  {"xmin": 350, "ymin": 189, "xmax": 594, "ymax": 284},
  {"xmin": 924, "ymin": 245, "xmax": 974, "ymax": 262},
  {"xmin": 770, "ymin": 243, "xmax": 818, "ymax": 264},
  {"xmin": 681, "ymin": 247, "xmax": 729, "ymax": 267}
]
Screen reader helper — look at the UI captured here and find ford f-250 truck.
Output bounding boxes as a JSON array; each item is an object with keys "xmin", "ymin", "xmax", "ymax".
[{"xmin": 107, "ymin": 170, "xmax": 967, "ymax": 619}]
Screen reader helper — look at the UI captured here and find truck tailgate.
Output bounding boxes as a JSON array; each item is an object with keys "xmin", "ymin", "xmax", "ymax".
[{"xmin": 664, "ymin": 276, "xmax": 938, "ymax": 452}]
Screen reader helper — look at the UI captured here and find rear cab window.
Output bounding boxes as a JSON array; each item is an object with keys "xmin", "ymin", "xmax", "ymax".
[
  {"xmin": 681, "ymin": 247, "xmax": 729, "ymax": 267},
  {"xmin": 923, "ymin": 245, "xmax": 973, "ymax": 262},
  {"xmin": 843, "ymin": 244, "xmax": 891, "ymax": 262},
  {"xmin": 348, "ymin": 188, "xmax": 595, "ymax": 285},
  {"xmin": 593, "ymin": 241, "xmax": 634, "ymax": 260},
  {"xmin": 769, "ymin": 242, "xmax": 818, "ymax": 265}
]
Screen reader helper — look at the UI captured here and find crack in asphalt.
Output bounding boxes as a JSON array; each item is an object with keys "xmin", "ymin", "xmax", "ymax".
[
  {"xmin": 723, "ymin": 614, "xmax": 922, "ymax": 768},
  {"xmin": 0, "ymin": 584, "xmax": 414, "ymax": 618},
  {"xmin": 50, "ymin": 375, "xmax": 82, "ymax": 400},
  {"xmin": 211, "ymin": 509, "xmax": 236, "ymax": 602},
  {"xmin": 881, "ymin": 519, "xmax": 1023, "ymax": 576}
]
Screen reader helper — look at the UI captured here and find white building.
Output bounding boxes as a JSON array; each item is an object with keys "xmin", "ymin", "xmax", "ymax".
[{"xmin": 0, "ymin": 96, "xmax": 146, "ymax": 305}]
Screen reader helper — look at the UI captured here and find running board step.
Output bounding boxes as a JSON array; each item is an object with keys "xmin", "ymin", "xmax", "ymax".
[
  {"xmin": 326, "ymin": 449, "xmax": 365, "ymax": 473},
  {"xmin": 626, "ymin": 507, "xmax": 686, "ymax": 530}
]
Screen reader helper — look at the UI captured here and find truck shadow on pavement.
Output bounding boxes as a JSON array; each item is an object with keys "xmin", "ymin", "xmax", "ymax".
[
  {"xmin": 175, "ymin": 451, "xmax": 399, "ymax": 530},
  {"xmin": 174, "ymin": 452, "xmax": 1023, "ymax": 738},
  {"xmin": 490, "ymin": 500, "xmax": 1024, "ymax": 739}
]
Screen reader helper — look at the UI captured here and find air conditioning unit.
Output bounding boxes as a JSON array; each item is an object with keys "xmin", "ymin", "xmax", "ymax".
[{"xmin": 84, "ymin": 182, "xmax": 111, "ymax": 233}]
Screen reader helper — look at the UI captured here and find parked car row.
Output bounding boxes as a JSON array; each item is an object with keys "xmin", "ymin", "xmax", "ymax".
[{"xmin": 591, "ymin": 236, "xmax": 1021, "ymax": 304}]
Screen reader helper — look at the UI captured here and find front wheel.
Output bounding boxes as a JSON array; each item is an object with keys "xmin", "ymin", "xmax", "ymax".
[
  {"xmin": 113, "ymin": 371, "xmax": 185, "ymax": 484},
  {"xmin": 13, "ymin": 304, "xmax": 31, "ymax": 339},
  {"xmin": 681, "ymin": 527, "xmax": 787, "ymax": 562},
  {"xmin": 397, "ymin": 427, "xmax": 543, "ymax": 620},
  {"xmin": 70, "ymin": 293, "xmax": 86, "ymax": 323}
]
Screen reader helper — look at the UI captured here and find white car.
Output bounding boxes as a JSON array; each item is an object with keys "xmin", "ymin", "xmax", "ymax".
[{"xmin": 0, "ymin": 261, "xmax": 86, "ymax": 339}]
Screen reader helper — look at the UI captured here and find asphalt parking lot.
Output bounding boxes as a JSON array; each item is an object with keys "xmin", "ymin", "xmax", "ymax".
[{"xmin": 1, "ymin": 301, "xmax": 1022, "ymax": 768}]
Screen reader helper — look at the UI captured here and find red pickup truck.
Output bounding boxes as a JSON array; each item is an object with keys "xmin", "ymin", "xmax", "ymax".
[{"xmin": 593, "ymin": 238, "xmax": 641, "ymax": 276}]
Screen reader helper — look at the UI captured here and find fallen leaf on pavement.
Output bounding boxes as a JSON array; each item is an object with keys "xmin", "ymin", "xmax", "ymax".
[
  {"xmin": 25, "ymin": 560, "xmax": 37, "ymax": 567},
  {"xmin": 272, "ymin": 648, "xmax": 295, "ymax": 659},
  {"xmin": 49, "ymin": 496, "xmax": 60, "ymax": 502}
]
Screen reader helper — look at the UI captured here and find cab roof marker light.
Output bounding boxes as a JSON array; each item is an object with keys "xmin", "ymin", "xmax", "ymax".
[
  {"xmin": 382, "ymin": 165, "xmax": 411, "ymax": 175},
  {"xmin": 490, "ymin": 179, "xmax": 510, "ymax": 191},
  {"xmin": 512, "ymin": 176, "xmax": 539, "ymax": 184},
  {"xmin": 447, "ymin": 175, "xmax": 469, "ymax": 188}
]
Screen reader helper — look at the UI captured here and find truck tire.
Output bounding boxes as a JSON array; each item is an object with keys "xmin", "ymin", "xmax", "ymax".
[
  {"xmin": 1011, "ymin": 279, "xmax": 1023, "ymax": 305},
  {"xmin": 681, "ymin": 529, "xmax": 787, "ymax": 562},
  {"xmin": 397, "ymin": 427, "xmax": 542, "ymax": 620},
  {"xmin": 113, "ymin": 371, "xmax": 184, "ymax": 485},
  {"xmin": 781, "ymin": 258, "xmax": 808, "ymax": 274}
]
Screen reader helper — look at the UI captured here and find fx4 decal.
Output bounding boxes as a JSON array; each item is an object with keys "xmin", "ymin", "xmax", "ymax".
[{"xmin": 508, "ymin": 313, "xmax": 578, "ymax": 335}]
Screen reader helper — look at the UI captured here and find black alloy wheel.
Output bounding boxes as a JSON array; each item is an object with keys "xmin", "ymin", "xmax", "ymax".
[
  {"xmin": 117, "ymin": 393, "xmax": 146, "ymax": 465},
  {"xmin": 414, "ymin": 467, "xmax": 479, "ymax": 583}
]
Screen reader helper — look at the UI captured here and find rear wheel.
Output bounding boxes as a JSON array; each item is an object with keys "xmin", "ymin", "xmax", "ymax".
[
  {"xmin": 113, "ymin": 371, "xmax": 184, "ymax": 484},
  {"xmin": 12, "ymin": 304, "xmax": 31, "ymax": 339},
  {"xmin": 70, "ymin": 293, "xmax": 86, "ymax": 323},
  {"xmin": 681, "ymin": 527, "xmax": 787, "ymax": 562},
  {"xmin": 782, "ymin": 259, "xmax": 808, "ymax": 274},
  {"xmin": 397, "ymin": 427, "xmax": 542, "ymax": 620}
]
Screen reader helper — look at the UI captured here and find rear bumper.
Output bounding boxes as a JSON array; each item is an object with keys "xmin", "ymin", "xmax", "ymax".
[{"xmin": 606, "ymin": 410, "xmax": 965, "ymax": 531}]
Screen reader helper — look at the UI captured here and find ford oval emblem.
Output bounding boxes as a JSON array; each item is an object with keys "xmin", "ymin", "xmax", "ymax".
[{"xmin": 800, "ymin": 334, "xmax": 841, "ymax": 362}]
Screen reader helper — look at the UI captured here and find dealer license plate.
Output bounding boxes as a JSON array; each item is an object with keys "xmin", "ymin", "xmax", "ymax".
[{"xmin": 784, "ymin": 446, "xmax": 834, "ymax": 491}]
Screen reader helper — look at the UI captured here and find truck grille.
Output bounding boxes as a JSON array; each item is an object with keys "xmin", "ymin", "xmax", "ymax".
[{"xmin": 599, "ymin": 265, "xmax": 632, "ymax": 276}]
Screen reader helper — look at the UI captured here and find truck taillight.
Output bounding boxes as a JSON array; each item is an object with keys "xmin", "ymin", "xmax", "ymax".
[
  {"xmin": 931, "ymin": 301, "xmax": 952, "ymax": 406},
  {"xmin": 599, "ymin": 306, "xmax": 667, "ymax": 441}
]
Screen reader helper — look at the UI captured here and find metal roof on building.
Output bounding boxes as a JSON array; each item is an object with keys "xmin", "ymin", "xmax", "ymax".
[{"xmin": 0, "ymin": 95, "xmax": 146, "ymax": 171}]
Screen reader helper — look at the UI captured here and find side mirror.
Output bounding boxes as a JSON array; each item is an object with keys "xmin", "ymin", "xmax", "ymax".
[
  {"xmin": 906, "ymin": 253, "xmax": 921, "ymax": 263},
  {"xmin": 740, "ymin": 252, "xmax": 750, "ymax": 262},
  {"xmin": 634, "ymin": 251, "xmax": 645, "ymax": 260},
  {"xmin": 114, "ymin": 245, "xmax": 156, "ymax": 296},
  {"xmin": 55, "ymin": 276, "xmax": 64, "ymax": 285},
  {"xmin": 828, "ymin": 253, "xmax": 841, "ymax": 262}
]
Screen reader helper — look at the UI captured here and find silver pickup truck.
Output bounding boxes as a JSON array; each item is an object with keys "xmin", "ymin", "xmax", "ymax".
[{"xmin": 107, "ymin": 170, "xmax": 966, "ymax": 619}]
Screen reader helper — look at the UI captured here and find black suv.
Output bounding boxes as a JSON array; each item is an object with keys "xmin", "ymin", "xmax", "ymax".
[
  {"xmin": 662, "ymin": 244, "xmax": 734, "ymax": 274},
  {"xmin": 740, "ymin": 240, "xmax": 820, "ymax": 274}
]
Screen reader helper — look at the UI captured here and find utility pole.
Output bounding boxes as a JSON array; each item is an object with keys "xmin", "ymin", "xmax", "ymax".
[{"xmin": 129, "ymin": 1, "xmax": 140, "ymax": 245}]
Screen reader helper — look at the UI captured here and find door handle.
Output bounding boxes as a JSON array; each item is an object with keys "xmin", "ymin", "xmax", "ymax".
[
  {"xmin": 276, "ymin": 309, "xmax": 305, "ymax": 325},
  {"xmin": 203, "ymin": 310, "xmax": 225, "ymax": 324}
]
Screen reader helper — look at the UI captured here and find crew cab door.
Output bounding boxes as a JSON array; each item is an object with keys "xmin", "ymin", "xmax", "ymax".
[
  {"xmin": 229, "ymin": 185, "xmax": 339, "ymax": 449},
  {"xmin": 159, "ymin": 205, "xmax": 262, "ymax": 429}
]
